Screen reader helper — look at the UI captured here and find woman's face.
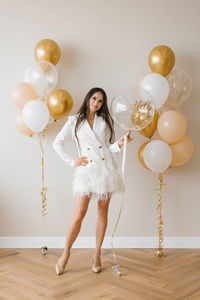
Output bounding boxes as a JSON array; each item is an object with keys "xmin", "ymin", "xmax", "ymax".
[{"xmin": 89, "ymin": 92, "xmax": 104, "ymax": 112}]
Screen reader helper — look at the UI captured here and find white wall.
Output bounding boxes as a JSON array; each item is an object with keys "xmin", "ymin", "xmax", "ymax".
[{"xmin": 0, "ymin": 0, "xmax": 199, "ymax": 243}]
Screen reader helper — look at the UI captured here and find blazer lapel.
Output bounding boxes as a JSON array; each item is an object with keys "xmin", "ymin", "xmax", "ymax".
[{"xmin": 84, "ymin": 113, "xmax": 102, "ymax": 144}]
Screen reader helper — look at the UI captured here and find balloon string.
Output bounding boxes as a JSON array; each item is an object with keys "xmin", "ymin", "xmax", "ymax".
[
  {"xmin": 111, "ymin": 134, "xmax": 128, "ymax": 276},
  {"xmin": 32, "ymin": 129, "xmax": 48, "ymax": 248},
  {"xmin": 39, "ymin": 130, "xmax": 48, "ymax": 222},
  {"xmin": 154, "ymin": 173, "xmax": 166, "ymax": 256}
]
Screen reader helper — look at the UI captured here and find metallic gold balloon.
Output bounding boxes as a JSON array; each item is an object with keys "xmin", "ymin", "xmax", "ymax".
[
  {"xmin": 139, "ymin": 110, "xmax": 159, "ymax": 138},
  {"xmin": 47, "ymin": 89, "xmax": 73, "ymax": 120},
  {"xmin": 149, "ymin": 45, "xmax": 175, "ymax": 77},
  {"xmin": 138, "ymin": 141, "xmax": 150, "ymax": 170},
  {"xmin": 34, "ymin": 39, "xmax": 61, "ymax": 65}
]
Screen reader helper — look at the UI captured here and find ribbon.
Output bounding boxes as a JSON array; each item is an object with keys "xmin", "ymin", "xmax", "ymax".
[
  {"xmin": 32, "ymin": 128, "xmax": 48, "ymax": 255},
  {"xmin": 111, "ymin": 132, "xmax": 128, "ymax": 276}
]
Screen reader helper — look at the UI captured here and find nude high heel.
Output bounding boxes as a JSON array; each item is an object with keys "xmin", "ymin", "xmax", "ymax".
[
  {"xmin": 55, "ymin": 263, "xmax": 65, "ymax": 275},
  {"xmin": 91, "ymin": 257, "xmax": 102, "ymax": 273},
  {"xmin": 55, "ymin": 252, "xmax": 70, "ymax": 275}
]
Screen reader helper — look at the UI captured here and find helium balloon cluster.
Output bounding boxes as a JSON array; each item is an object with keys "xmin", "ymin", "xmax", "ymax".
[
  {"xmin": 11, "ymin": 39, "xmax": 73, "ymax": 136},
  {"xmin": 111, "ymin": 45, "xmax": 194, "ymax": 173}
]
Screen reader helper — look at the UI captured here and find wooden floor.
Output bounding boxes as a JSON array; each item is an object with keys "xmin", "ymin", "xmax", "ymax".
[{"xmin": 0, "ymin": 248, "xmax": 200, "ymax": 300}]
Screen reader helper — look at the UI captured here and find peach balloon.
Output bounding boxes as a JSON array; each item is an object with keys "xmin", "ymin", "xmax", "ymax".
[
  {"xmin": 157, "ymin": 109, "xmax": 187, "ymax": 144},
  {"xmin": 14, "ymin": 110, "xmax": 35, "ymax": 137},
  {"xmin": 11, "ymin": 82, "xmax": 38, "ymax": 109},
  {"xmin": 170, "ymin": 135, "xmax": 194, "ymax": 167}
]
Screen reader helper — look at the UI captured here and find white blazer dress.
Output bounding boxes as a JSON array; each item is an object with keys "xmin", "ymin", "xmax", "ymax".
[{"xmin": 52, "ymin": 113, "xmax": 125, "ymax": 202}]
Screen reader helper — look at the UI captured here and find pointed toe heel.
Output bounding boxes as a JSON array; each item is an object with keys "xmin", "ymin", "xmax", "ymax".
[
  {"xmin": 91, "ymin": 258, "xmax": 102, "ymax": 273},
  {"xmin": 55, "ymin": 263, "xmax": 64, "ymax": 275},
  {"xmin": 92, "ymin": 265, "xmax": 102, "ymax": 273},
  {"xmin": 55, "ymin": 251, "xmax": 70, "ymax": 275}
]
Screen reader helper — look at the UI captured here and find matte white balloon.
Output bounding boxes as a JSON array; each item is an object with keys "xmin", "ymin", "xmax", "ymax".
[
  {"xmin": 143, "ymin": 140, "xmax": 172, "ymax": 173},
  {"xmin": 22, "ymin": 99, "xmax": 50, "ymax": 133},
  {"xmin": 140, "ymin": 73, "xmax": 169, "ymax": 109}
]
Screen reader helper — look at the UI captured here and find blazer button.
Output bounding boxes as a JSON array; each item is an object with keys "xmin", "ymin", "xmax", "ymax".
[
  {"xmin": 87, "ymin": 147, "xmax": 91, "ymax": 150},
  {"xmin": 102, "ymin": 157, "xmax": 105, "ymax": 160},
  {"xmin": 99, "ymin": 145, "xmax": 102, "ymax": 148},
  {"xmin": 90, "ymin": 159, "xmax": 93, "ymax": 162}
]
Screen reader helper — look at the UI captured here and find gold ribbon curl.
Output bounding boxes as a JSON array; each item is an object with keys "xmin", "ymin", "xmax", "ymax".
[
  {"xmin": 32, "ymin": 126, "xmax": 49, "ymax": 254},
  {"xmin": 154, "ymin": 173, "xmax": 166, "ymax": 257}
]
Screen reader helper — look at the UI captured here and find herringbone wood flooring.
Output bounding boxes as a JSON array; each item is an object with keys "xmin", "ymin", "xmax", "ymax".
[{"xmin": 0, "ymin": 248, "xmax": 200, "ymax": 300}]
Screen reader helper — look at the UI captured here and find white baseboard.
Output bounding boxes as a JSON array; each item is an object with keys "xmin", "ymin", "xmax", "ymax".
[{"xmin": 0, "ymin": 237, "xmax": 200, "ymax": 248}]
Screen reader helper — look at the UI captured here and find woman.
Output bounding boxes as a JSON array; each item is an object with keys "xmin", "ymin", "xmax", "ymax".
[{"xmin": 53, "ymin": 87, "xmax": 133, "ymax": 275}]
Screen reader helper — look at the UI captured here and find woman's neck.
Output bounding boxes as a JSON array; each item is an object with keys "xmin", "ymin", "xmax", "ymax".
[{"xmin": 87, "ymin": 111, "xmax": 96, "ymax": 120}]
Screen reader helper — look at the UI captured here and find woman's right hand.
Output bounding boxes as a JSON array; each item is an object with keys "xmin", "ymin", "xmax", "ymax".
[{"xmin": 74, "ymin": 156, "xmax": 89, "ymax": 167}]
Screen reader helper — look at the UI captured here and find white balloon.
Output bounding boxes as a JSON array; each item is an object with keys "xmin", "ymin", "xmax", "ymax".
[
  {"xmin": 140, "ymin": 73, "xmax": 169, "ymax": 109},
  {"xmin": 24, "ymin": 61, "xmax": 58, "ymax": 99},
  {"xmin": 143, "ymin": 140, "xmax": 172, "ymax": 173},
  {"xmin": 22, "ymin": 99, "xmax": 50, "ymax": 133}
]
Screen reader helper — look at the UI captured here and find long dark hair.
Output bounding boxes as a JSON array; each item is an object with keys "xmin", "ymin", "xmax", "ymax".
[{"xmin": 74, "ymin": 87, "xmax": 115, "ymax": 147}]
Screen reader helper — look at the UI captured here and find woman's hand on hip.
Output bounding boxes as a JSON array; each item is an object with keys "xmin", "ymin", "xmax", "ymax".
[
  {"xmin": 118, "ymin": 130, "xmax": 134, "ymax": 147},
  {"xmin": 74, "ymin": 156, "xmax": 89, "ymax": 166}
]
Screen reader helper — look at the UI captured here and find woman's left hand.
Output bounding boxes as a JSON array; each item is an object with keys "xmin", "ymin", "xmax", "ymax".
[{"xmin": 118, "ymin": 130, "xmax": 134, "ymax": 147}]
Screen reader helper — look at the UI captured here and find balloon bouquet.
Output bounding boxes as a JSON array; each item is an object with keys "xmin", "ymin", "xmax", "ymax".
[
  {"xmin": 11, "ymin": 39, "xmax": 73, "ymax": 254},
  {"xmin": 111, "ymin": 45, "xmax": 194, "ymax": 261}
]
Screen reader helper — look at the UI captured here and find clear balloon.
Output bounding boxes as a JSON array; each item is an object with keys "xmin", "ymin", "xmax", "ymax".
[
  {"xmin": 24, "ymin": 61, "xmax": 58, "ymax": 99},
  {"xmin": 160, "ymin": 69, "xmax": 192, "ymax": 112},
  {"xmin": 22, "ymin": 99, "xmax": 50, "ymax": 133},
  {"xmin": 143, "ymin": 140, "xmax": 172, "ymax": 173},
  {"xmin": 110, "ymin": 87, "xmax": 155, "ymax": 131}
]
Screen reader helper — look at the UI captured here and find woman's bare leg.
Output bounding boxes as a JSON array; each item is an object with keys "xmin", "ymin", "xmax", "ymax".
[
  {"xmin": 93, "ymin": 193, "xmax": 111, "ymax": 266},
  {"xmin": 57, "ymin": 193, "xmax": 91, "ymax": 269}
]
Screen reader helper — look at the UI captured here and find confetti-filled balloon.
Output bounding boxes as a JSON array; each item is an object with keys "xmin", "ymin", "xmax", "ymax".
[
  {"xmin": 24, "ymin": 61, "xmax": 58, "ymax": 99},
  {"xmin": 110, "ymin": 87, "xmax": 155, "ymax": 131},
  {"xmin": 160, "ymin": 69, "xmax": 192, "ymax": 111}
]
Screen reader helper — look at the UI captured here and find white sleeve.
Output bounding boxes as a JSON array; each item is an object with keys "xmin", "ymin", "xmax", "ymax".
[
  {"xmin": 105, "ymin": 124, "xmax": 121, "ymax": 153},
  {"xmin": 52, "ymin": 116, "xmax": 76, "ymax": 167}
]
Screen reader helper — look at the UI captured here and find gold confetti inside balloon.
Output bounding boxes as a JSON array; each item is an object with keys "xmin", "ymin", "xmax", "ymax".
[
  {"xmin": 111, "ymin": 88, "xmax": 155, "ymax": 131},
  {"xmin": 160, "ymin": 69, "xmax": 192, "ymax": 112}
]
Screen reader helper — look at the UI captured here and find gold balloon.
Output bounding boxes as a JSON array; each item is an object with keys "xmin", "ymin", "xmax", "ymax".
[
  {"xmin": 149, "ymin": 45, "xmax": 175, "ymax": 76},
  {"xmin": 138, "ymin": 142, "xmax": 150, "ymax": 170},
  {"xmin": 34, "ymin": 39, "xmax": 61, "ymax": 65},
  {"xmin": 139, "ymin": 110, "xmax": 159, "ymax": 138},
  {"xmin": 47, "ymin": 89, "xmax": 73, "ymax": 120}
]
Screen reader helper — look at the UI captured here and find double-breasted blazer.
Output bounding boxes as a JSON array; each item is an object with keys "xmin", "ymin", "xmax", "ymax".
[{"xmin": 52, "ymin": 113, "xmax": 125, "ymax": 201}]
